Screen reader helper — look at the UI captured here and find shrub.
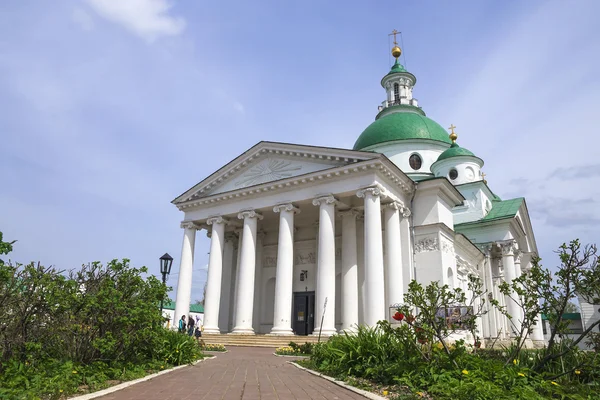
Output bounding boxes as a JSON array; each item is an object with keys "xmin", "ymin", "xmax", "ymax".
[{"xmin": 0, "ymin": 233, "xmax": 203, "ymax": 399}]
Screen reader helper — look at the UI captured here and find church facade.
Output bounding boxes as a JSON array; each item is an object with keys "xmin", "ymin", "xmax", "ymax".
[{"xmin": 171, "ymin": 42, "xmax": 544, "ymax": 342}]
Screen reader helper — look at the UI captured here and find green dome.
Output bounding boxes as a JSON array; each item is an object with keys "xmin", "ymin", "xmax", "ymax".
[
  {"xmin": 437, "ymin": 143, "xmax": 476, "ymax": 161},
  {"xmin": 353, "ymin": 112, "xmax": 452, "ymax": 150}
]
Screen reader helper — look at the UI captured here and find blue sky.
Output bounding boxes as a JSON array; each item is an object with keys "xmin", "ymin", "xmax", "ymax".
[{"xmin": 2, "ymin": 0, "xmax": 599, "ymax": 301}]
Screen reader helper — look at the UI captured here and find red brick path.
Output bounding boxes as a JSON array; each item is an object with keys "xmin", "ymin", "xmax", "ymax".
[{"xmin": 97, "ymin": 346, "xmax": 366, "ymax": 399}]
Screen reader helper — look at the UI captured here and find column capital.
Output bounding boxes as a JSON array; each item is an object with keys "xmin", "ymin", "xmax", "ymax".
[
  {"xmin": 401, "ymin": 206, "xmax": 412, "ymax": 218},
  {"xmin": 356, "ymin": 185, "xmax": 386, "ymax": 199},
  {"xmin": 339, "ymin": 208, "xmax": 361, "ymax": 219},
  {"xmin": 383, "ymin": 200, "xmax": 404, "ymax": 211},
  {"xmin": 238, "ymin": 209, "xmax": 264, "ymax": 220},
  {"xmin": 514, "ymin": 249, "xmax": 523, "ymax": 263},
  {"xmin": 207, "ymin": 216, "xmax": 229, "ymax": 225},
  {"xmin": 499, "ymin": 240, "xmax": 518, "ymax": 256},
  {"xmin": 273, "ymin": 203, "xmax": 301, "ymax": 214},
  {"xmin": 180, "ymin": 221, "xmax": 199, "ymax": 230},
  {"xmin": 312, "ymin": 194, "xmax": 337, "ymax": 207}
]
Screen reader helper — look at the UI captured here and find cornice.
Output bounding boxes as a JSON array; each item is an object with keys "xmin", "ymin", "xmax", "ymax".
[
  {"xmin": 172, "ymin": 142, "xmax": 377, "ymax": 205},
  {"xmin": 175, "ymin": 158, "xmax": 414, "ymax": 211}
]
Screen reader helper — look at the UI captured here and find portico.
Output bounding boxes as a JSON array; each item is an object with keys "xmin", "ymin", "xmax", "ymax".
[{"xmin": 172, "ymin": 143, "xmax": 415, "ymax": 335}]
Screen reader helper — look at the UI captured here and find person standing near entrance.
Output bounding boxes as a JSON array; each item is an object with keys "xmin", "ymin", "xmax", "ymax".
[
  {"xmin": 178, "ymin": 315, "xmax": 187, "ymax": 333},
  {"xmin": 187, "ymin": 316, "xmax": 195, "ymax": 336}
]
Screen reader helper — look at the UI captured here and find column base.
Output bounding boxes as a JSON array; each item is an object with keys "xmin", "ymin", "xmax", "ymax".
[
  {"xmin": 340, "ymin": 326, "xmax": 358, "ymax": 334},
  {"xmin": 310, "ymin": 328, "xmax": 338, "ymax": 337},
  {"xmin": 230, "ymin": 327, "xmax": 255, "ymax": 335},
  {"xmin": 202, "ymin": 327, "xmax": 221, "ymax": 335},
  {"xmin": 267, "ymin": 327, "xmax": 294, "ymax": 336}
]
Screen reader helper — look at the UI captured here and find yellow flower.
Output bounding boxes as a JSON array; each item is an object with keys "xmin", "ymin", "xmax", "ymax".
[
  {"xmin": 518, "ymin": 372, "xmax": 525, "ymax": 377},
  {"xmin": 462, "ymin": 369, "xmax": 469, "ymax": 375},
  {"xmin": 382, "ymin": 390, "xmax": 388, "ymax": 396},
  {"xmin": 59, "ymin": 390, "xmax": 63, "ymax": 393},
  {"xmin": 513, "ymin": 359, "xmax": 519, "ymax": 365},
  {"xmin": 72, "ymin": 370, "xmax": 77, "ymax": 374},
  {"xmin": 551, "ymin": 381, "xmax": 558, "ymax": 386},
  {"xmin": 416, "ymin": 392, "xmax": 425, "ymax": 397},
  {"xmin": 575, "ymin": 370, "xmax": 581, "ymax": 375},
  {"xmin": 160, "ymin": 365, "xmax": 164, "ymax": 369}
]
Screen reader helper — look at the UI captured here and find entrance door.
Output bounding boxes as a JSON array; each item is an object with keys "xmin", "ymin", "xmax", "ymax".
[{"xmin": 293, "ymin": 291, "xmax": 315, "ymax": 335}]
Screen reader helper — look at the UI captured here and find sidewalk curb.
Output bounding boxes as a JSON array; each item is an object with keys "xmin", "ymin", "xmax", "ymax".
[
  {"xmin": 288, "ymin": 361, "xmax": 387, "ymax": 400},
  {"xmin": 68, "ymin": 356, "xmax": 215, "ymax": 400},
  {"xmin": 273, "ymin": 353, "xmax": 310, "ymax": 358}
]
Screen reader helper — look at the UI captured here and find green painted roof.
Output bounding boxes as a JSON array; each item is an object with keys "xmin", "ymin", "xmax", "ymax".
[
  {"xmin": 162, "ymin": 300, "xmax": 204, "ymax": 313},
  {"xmin": 483, "ymin": 198, "xmax": 524, "ymax": 221},
  {"xmin": 455, "ymin": 197, "xmax": 524, "ymax": 229},
  {"xmin": 353, "ymin": 112, "xmax": 452, "ymax": 150},
  {"xmin": 437, "ymin": 143, "xmax": 477, "ymax": 161},
  {"xmin": 387, "ymin": 59, "xmax": 407, "ymax": 74},
  {"xmin": 542, "ymin": 313, "xmax": 581, "ymax": 321}
]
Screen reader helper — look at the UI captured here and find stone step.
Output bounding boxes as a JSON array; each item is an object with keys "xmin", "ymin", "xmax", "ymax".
[{"xmin": 200, "ymin": 334, "xmax": 327, "ymax": 348}]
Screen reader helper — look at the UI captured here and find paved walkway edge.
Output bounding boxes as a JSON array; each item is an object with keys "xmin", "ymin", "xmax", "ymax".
[
  {"xmin": 288, "ymin": 361, "xmax": 386, "ymax": 400},
  {"xmin": 69, "ymin": 356, "xmax": 215, "ymax": 400}
]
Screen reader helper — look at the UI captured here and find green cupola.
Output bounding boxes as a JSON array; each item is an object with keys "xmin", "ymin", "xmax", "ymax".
[{"xmin": 353, "ymin": 36, "xmax": 450, "ymax": 151}]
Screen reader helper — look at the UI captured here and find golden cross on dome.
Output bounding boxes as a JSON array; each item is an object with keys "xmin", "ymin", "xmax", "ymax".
[
  {"xmin": 389, "ymin": 29, "xmax": 399, "ymax": 46},
  {"xmin": 448, "ymin": 124, "xmax": 458, "ymax": 144},
  {"xmin": 481, "ymin": 172, "xmax": 487, "ymax": 184}
]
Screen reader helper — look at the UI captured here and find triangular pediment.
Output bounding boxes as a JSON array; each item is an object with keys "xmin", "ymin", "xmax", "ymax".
[{"xmin": 172, "ymin": 141, "xmax": 377, "ymax": 204}]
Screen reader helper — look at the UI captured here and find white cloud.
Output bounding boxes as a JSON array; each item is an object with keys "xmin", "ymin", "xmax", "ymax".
[
  {"xmin": 84, "ymin": 0, "xmax": 185, "ymax": 42},
  {"xmin": 72, "ymin": 8, "xmax": 94, "ymax": 31}
]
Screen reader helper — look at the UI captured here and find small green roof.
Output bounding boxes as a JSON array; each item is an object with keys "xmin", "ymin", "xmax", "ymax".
[
  {"xmin": 542, "ymin": 313, "xmax": 581, "ymax": 321},
  {"xmin": 162, "ymin": 300, "xmax": 204, "ymax": 313},
  {"xmin": 387, "ymin": 59, "xmax": 407, "ymax": 74},
  {"xmin": 437, "ymin": 142, "xmax": 477, "ymax": 161},
  {"xmin": 455, "ymin": 197, "xmax": 524, "ymax": 229},
  {"xmin": 354, "ymin": 112, "xmax": 451, "ymax": 150},
  {"xmin": 483, "ymin": 198, "xmax": 524, "ymax": 222}
]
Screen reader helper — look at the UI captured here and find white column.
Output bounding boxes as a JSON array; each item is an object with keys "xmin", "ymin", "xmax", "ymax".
[
  {"xmin": 174, "ymin": 222, "xmax": 197, "ymax": 327},
  {"xmin": 340, "ymin": 209, "xmax": 360, "ymax": 331},
  {"xmin": 202, "ymin": 217, "xmax": 228, "ymax": 334},
  {"xmin": 501, "ymin": 241, "xmax": 522, "ymax": 336},
  {"xmin": 230, "ymin": 230, "xmax": 243, "ymax": 331},
  {"xmin": 232, "ymin": 210, "xmax": 263, "ymax": 334},
  {"xmin": 400, "ymin": 207, "xmax": 413, "ymax": 293},
  {"xmin": 357, "ymin": 217, "xmax": 365, "ymax": 324},
  {"xmin": 218, "ymin": 232, "xmax": 236, "ymax": 333},
  {"xmin": 481, "ymin": 251, "xmax": 495, "ymax": 339},
  {"xmin": 270, "ymin": 203, "xmax": 300, "ymax": 335},
  {"xmin": 532, "ymin": 312, "xmax": 545, "ymax": 341},
  {"xmin": 357, "ymin": 186, "xmax": 386, "ymax": 326},
  {"xmin": 312, "ymin": 195, "xmax": 337, "ymax": 336},
  {"xmin": 253, "ymin": 231, "xmax": 265, "ymax": 332},
  {"xmin": 384, "ymin": 202, "xmax": 404, "ymax": 313}
]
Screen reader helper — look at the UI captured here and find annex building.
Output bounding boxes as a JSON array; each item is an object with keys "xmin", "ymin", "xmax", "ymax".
[{"xmin": 170, "ymin": 38, "xmax": 544, "ymax": 342}]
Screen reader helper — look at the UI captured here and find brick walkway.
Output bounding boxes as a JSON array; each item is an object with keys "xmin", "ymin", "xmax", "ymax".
[{"xmin": 97, "ymin": 347, "xmax": 367, "ymax": 400}]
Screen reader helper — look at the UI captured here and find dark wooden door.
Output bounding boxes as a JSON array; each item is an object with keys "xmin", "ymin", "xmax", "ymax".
[{"xmin": 293, "ymin": 292, "xmax": 315, "ymax": 335}]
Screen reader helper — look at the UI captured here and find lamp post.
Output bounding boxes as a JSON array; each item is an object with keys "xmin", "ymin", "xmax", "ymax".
[{"xmin": 159, "ymin": 253, "xmax": 173, "ymax": 322}]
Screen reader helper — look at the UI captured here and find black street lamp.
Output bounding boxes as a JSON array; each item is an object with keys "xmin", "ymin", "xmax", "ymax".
[{"xmin": 159, "ymin": 253, "xmax": 174, "ymax": 319}]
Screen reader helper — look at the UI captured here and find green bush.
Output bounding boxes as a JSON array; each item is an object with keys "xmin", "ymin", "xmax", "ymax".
[{"xmin": 0, "ymin": 232, "xmax": 203, "ymax": 399}]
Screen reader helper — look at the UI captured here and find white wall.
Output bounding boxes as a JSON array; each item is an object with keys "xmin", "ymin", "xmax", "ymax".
[{"xmin": 365, "ymin": 140, "xmax": 448, "ymax": 178}]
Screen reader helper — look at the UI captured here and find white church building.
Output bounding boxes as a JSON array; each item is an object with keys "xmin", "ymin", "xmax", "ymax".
[{"xmin": 171, "ymin": 39, "xmax": 544, "ymax": 342}]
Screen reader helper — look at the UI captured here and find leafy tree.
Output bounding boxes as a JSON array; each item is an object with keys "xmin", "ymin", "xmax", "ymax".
[{"xmin": 499, "ymin": 240, "xmax": 600, "ymax": 374}]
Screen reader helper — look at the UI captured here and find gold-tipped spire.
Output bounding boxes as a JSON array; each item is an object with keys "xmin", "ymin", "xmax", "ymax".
[
  {"xmin": 448, "ymin": 124, "xmax": 458, "ymax": 144},
  {"xmin": 389, "ymin": 29, "xmax": 402, "ymax": 59}
]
